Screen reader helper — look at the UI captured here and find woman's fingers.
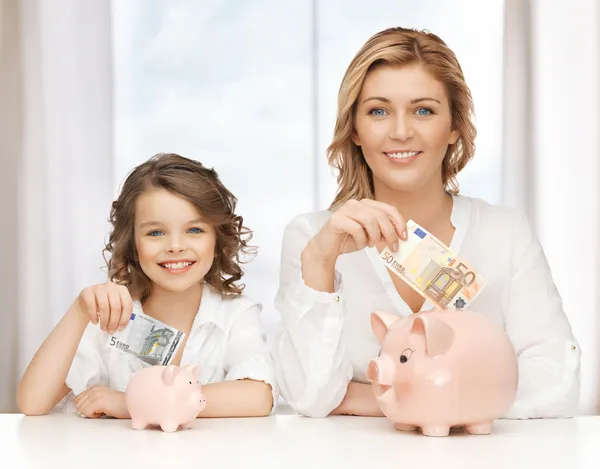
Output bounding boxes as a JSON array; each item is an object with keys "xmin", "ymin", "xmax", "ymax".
[
  {"xmin": 333, "ymin": 217, "xmax": 368, "ymax": 251},
  {"xmin": 361, "ymin": 199, "xmax": 407, "ymax": 240},
  {"xmin": 325, "ymin": 199, "xmax": 408, "ymax": 256},
  {"xmin": 341, "ymin": 200, "xmax": 403, "ymax": 249}
]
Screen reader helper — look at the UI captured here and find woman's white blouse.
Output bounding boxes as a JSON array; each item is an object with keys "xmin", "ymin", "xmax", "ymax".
[
  {"xmin": 273, "ymin": 195, "xmax": 581, "ymax": 418},
  {"xmin": 54, "ymin": 285, "xmax": 278, "ymax": 413}
]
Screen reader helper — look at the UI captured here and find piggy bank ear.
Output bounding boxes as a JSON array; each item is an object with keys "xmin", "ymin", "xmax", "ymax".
[
  {"xmin": 183, "ymin": 364, "xmax": 200, "ymax": 380},
  {"xmin": 161, "ymin": 365, "xmax": 181, "ymax": 386},
  {"xmin": 371, "ymin": 311, "xmax": 402, "ymax": 344},
  {"xmin": 411, "ymin": 315, "xmax": 454, "ymax": 357}
]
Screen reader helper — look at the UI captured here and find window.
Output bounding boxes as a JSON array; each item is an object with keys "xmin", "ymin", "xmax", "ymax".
[{"xmin": 112, "ymin": 0, "xmax": 504, "ymax": 340}]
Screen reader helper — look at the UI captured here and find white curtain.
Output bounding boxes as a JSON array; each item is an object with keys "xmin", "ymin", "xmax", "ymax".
[
  {"xmin": 0, "ymin": 0, "xmax": 114, "ymax": 412},
  {"xmin": 0, "ymin": 0, "xmax": 21, "ymax": 414},
  {"xmin": 502, "ymin": 0, "xmax": 600, "ymax": 414}
]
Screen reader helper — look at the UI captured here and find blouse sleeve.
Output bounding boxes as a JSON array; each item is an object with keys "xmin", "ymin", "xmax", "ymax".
[
  {"xmin": 273, "ymin": 214, "xmax": 353, "ymax": 417},
  {"xmin": 223, "ymin": 300, "xmax": 279, "ymax": 413}
]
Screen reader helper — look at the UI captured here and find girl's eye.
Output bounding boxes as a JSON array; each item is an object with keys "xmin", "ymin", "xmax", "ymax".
[
  {"xmin": 188, "ymin": 227, "xmax": 204, "ymax": 234},
  {"xmin": 415, "ymin": 107, "xmax": 432, "ymax": 116},
  {"xmin": 147, "ymin": 230, "xmax": 163, "ymax": 237},
  {"xmin": 369, "ymin": 108, "xmax": 387, "ymax": 117}
]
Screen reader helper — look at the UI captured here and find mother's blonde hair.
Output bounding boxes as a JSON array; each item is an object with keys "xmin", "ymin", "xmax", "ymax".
[{"xmin": 327, "ymin": 27, "xmax": 476, "ymax": 210}]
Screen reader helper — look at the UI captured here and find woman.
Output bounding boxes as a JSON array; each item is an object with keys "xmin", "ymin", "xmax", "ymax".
[{"xmin": 273, "ymin": 27, "xmax": 580, "ymax": 419}]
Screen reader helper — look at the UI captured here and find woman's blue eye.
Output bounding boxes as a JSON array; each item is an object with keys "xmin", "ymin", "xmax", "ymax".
[
  {"xmin": 148, "ymin": 230, "xmax": 163, "ymax": 237},
  {"xmin": 369, "ymin": 108, "xmax": 387, "ymax": 117},
  {"xmin": 188, "ymin": 227, "xmax": 203, "ymax": 234},
  {"xmin": 416, "ymin": 108, "xmax": 432, "ymax": 116}
]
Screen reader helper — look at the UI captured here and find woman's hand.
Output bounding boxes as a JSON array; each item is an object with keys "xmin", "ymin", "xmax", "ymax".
[
  {"xmin": 307, "ymin": 199, "xmax": 407, "ymax": 266},
  {"xmin": 74, "ymin": 283, "xmax": 133, "ymax": 335},
  {"xmin": 329, "ymin": 382, "xmax": 385, "ymax": 417},
  {"xmin": 74, "ymin": 386, "xmax": 130, "ymax": 419}
]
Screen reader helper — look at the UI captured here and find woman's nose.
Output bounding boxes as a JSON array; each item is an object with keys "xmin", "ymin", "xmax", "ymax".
[{"xmin": 390, "ymin": 115, "xmax": 413, "ymax": 141}]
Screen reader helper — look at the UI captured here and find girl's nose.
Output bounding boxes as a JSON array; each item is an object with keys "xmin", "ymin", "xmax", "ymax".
[{"xmin": 167, "ymin": 234, "xmax": 185, "ymax": 253}]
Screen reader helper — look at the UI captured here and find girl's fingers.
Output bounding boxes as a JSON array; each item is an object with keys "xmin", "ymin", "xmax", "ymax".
[
  {"xmin": 117, "ymin": 286, "xmax": 133, "ymax": 331},
  {"xmin": 96, "ymin": 291, "xmax": 110, "ymax": 332},
  {"xmin": 76, "ymin": 390, "xmax": 102, "ymax": 418},
  {"xmin": 106, "ymin": 290, "xmax": 122, "ymax": 335},
  {"xmin": 80, "ymin": 289, "xmax": 98, "ymax": 324}
]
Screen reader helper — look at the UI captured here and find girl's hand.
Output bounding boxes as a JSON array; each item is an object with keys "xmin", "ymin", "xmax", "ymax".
[
  {"xmin": 74, "ymin": 386, "xmax": 130, "ymax": 419},
  {"xmin": 74, "ymin": 283, "xmax": 133, "ymax": 335},
  {"xmin": 309, "ymin": 199, "xmax": 407, "ymax": 265}
]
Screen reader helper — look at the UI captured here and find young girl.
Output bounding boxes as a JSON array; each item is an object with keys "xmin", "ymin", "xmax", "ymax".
[
  {"xmin": 274, "ymin": 27, "xmax": 581, "ymax": 419},
  {"xmin": 17, "ymin": 153, "xmax": 277, "ymax": 418}
]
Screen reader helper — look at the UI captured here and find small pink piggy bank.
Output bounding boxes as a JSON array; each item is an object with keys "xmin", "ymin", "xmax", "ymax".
[
  {"xmin": 367, "ymin": 309, "xmax": 518, "ymax": 437},
  {"xmin": 125, "ymin": 364, "xmax": 206, "ymax": 432}
]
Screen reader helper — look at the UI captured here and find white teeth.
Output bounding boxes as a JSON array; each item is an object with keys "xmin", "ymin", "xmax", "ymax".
[
  {"xmin": 161, "ymin": 261, "xmax": 193, "ymax": 270},
  {"xmin": 387, "ymin": 151, "xmax": 420, "ymax": 159}
]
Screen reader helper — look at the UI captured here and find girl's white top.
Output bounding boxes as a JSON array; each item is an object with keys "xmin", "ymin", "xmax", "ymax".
[
  {"xmin": 273, "ymin": 194, "xmax": 581, "ymax": 418},
  {"xmin": 55, "ymin": 284, "xmax": 278, "ymax": 413}
]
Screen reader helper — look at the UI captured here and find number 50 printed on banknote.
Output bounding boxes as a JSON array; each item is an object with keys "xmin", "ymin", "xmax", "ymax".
[{"xmin": 379, "ymin": 220, "xmax": 486, "ymax": 310}]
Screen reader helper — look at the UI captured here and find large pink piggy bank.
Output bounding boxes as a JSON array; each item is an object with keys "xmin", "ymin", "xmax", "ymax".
[
  {"xmin": 367, "ymin": 309, "xmax": 518, "ymax": 437},
  {"xmin": 125, "ymin": 364, "xmax": 206, "ymax": 432}
]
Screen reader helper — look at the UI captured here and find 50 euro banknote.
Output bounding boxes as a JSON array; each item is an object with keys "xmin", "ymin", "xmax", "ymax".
[
  {"xmin": 107, "ymin": 311, "xmax": 185, "ymax": 366},
  {"xmin": 378, "ymin": 220, "xmax": 486, "ymax": 310}
]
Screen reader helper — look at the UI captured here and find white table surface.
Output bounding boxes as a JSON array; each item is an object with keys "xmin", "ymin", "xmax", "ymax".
[{"xmin": 1, "ymin": 405, "xmax": 598, "ymax": 469}]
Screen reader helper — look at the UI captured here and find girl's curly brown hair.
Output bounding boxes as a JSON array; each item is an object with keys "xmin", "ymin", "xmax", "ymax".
[{"xmin": 103, "ymin": 153, "xmax": 255, "ymax": 301}]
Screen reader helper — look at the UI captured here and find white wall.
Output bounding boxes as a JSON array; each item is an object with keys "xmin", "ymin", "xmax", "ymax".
[{"xmin": 528, "ymin": 0, "xmax": 600, "ymax": 414}]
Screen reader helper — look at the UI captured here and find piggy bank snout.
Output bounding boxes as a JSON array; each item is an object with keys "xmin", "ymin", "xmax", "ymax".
[
  {"xmin": 190, "ymin": 388, "xmax": 206, "ymax": 407},
  {"xmin": 367, "ymin": 360, "xmax": 379, "ymax": 382},
  {"xmin": 368, "ymin": 357, "xmax": 395, "ymax": 387},
  {"xmin": 197, "ymin": 395, "xmax": 207, "ymax": 412}
]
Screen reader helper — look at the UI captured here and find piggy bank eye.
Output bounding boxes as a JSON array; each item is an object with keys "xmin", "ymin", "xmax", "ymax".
[
  {"xmin": 399, "ymin": 348, "xmax": 413, "ymax": 364},
  {"xmin": 189, "ymin": 381, "xmax": 192, "ymax": 385}
]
